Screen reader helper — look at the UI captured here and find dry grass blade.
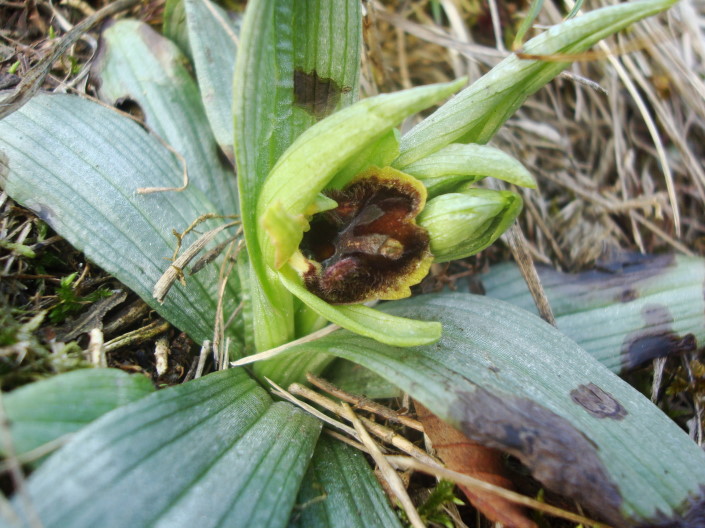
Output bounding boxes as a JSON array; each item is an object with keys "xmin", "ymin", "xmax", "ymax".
[
  {"xmin": 287, "ymin": 382, "xmax": 438, "ymax": 466},
  {"xmin": 212, "ymin": 240, "xmax": 242, "ymax": 371},
  {"xmin": 0, "ymin": 435, "xmax": 71, "ymax": 473},
  {"xmin": 193, "ymin": 340, "xmax": 211, "ymax": 380},
  {"xmin": 342, "ymin": 403, "xmax": 425, "ymax": 528},
  {"xmin": 265, "ymin": 378, "xmax": 358, "ymax": 439},
  {"xmin": 595, "ymin": 39, "xmax": 681, "ymax": 238},
  {"xmin": 87, "ymin": 328, "xmax": 106, "ymax": 368},
  {"xmin": 153, "ymin": 221, "xmax": 239, "ymax": 303},
  {"xmin": 372, "ymin": 2, "xmax": 506, "ymax": 64},
  {"xmin": 229, "ymin": 325, "xmax": 339, "ymax": 367},
  {"xmin": 102, "ymin": 320, "xmax": 170, "ymax": 354},
  {"xmin": 306, "ymin": 373, "xmax": 423, "ymax": 431}
]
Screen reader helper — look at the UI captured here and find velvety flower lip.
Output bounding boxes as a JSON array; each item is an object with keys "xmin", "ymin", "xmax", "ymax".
[{"xmin": 299, "ymin": 166, "xmax": 432, "ymax": 304}]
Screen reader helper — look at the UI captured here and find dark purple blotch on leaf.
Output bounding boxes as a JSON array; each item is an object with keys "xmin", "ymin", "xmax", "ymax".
[
  {"xmin": 570, "ymin": 383, "xmax": 627, "ymax": 420},
  {"xmin": 623, "ymin": 304, "xmax": 697, "ymax": 371},
  {"xmin": 293, "ymin": 69, "xmax": 351, "ymax": 120},
  {"xmin": 449, "ymin": 387, "xmax": 624, "ymax": 526}
]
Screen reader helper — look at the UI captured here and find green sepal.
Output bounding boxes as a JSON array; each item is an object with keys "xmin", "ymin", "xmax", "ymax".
[
  {"xmin": 277, "ymin": 265, "xmax": 442, "ymax": 347},
  {"xmin": 234, "ymin": 0, "xmax": 362, "ymax": 310},
  {"xmin": 403, "ymin": 143, "xmax": 536, "ymax": 197}
]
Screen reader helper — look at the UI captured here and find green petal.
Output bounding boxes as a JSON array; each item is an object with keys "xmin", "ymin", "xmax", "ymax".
[{"xmin": 277, "ymin": 265, "xmax": 441, "ymax": 347}]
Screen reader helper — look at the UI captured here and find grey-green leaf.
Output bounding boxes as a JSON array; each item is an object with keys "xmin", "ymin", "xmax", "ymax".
[
  {"xmin": 289, "ymin": 436, "xmax": 403, "ymax": 528},
  {"xmin": 479, "ymin": 254, "xmax": 705, "ymax": 373},
  {"xmin": 184, "ymin": 0, "xmax": 242, "ymax": 160},
  {"xmin": 163, "ymin": 0, "xmax": 192, "ymax": 59},
  {"xmin": 2, "ymin": 368, "xmax": 153, "ymax": 459},
  {"xmin": 93, "ymin": 19, "xmax": 238, "ymax": 215},
  {"xmin": 394, "ymin": 0, "xmax": 677, "ymax": 168},
  {"xmin": 0, "ymin": 93, "xmax": 240, "ymax": 346},
  {"xmin": 12, "ymin": 369, "xmax": 321, "ymax": 528},
  {"xmin": 280, "ymin": 293, "xmax": 705, "ymax": 526},
  {"xmin": 325, "ymin": 360, "xmax": 401, "ymax": 400}
]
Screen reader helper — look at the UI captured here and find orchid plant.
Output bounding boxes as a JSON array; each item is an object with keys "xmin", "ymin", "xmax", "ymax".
[{"xmin": 1, "ymin": 0, "xmax": 705, "ymax": 526}]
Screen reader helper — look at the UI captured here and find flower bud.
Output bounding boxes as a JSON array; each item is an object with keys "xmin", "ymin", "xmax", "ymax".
[{"xmin": 418, "ymin": 188, "xmax": 522, "ymax": 263}]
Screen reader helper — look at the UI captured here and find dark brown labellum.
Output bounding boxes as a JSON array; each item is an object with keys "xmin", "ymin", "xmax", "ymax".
[{"xmin": 299, "ymin": 167, "xmax": 432, "ymax": 304}]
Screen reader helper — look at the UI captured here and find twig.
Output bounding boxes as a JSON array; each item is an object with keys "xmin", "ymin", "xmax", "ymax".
[
  {"xmin": 154, "ymin": 337, "xmax": 169, "ymax": 377},
  {"xmin": 323, "ymin": 428, "xmax": 368, "ymax": 452},
  {"xmin": 153, "ymin": 221, "xmax": 239, "ymax": 303},
  {"xmin": 224, "ymin": 300, "xmax": 244, "ymax": 333},
  {"xmin": 102, "ymin": 300, "xmax": 150, "ymax": 336},
  {"xmin": 73, "ymin": 92, "xmax": 192, "ymax": 194},
  {"xmin": 0, "ymin": 435, "xmax": 72, "ymax": 473},
  {"xmin": 651, "ymin": 356, "xmax": 668, "ymax": 403},
  {"xmin": 189, "ymin": 236, "xmax": 241, "ymax": 276},
  {"xmin": 60, "ymin": 0, "xmax": 96, "ymax": 17},
  {"xmin": 103, "ymin": 320, "xmax": 170, "ymax": 354},
  {"xmin": 503, "ymin": 224, "xmax": 556, "ymax": 325},
  {"xmin": 266, "ymin": 379, "xmax": 359, "ymax": 439},
  {"xmin": 135, "ymin": 149, "xmax": 189, "ymax": 194},
  {"xmin": 212, "ymin": 240, "xmax": 240, "ymax": 370},
  {"xmin": 87, "ymin": 328, "xmax": 106, "ymax": 368},
  {"xmin": 201, "ymin": 0, "xmax": 239, "ymax": 45},
  {"xmin": 194, "ymin": 340, "xmax": 211, "ymax": 380},
  {"xmin": 170, "ymin": 215, "xmax": 238, "ymax": 261}
]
